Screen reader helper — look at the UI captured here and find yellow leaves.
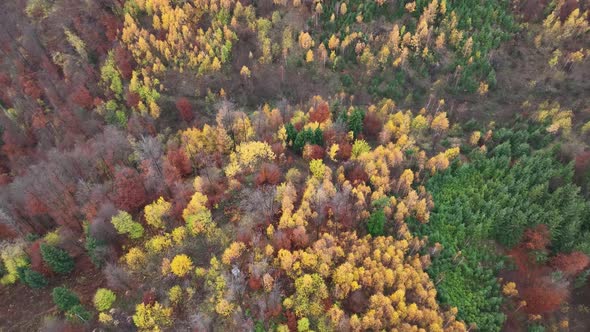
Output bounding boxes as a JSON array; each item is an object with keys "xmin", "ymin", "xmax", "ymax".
[
  {"xmin": 535, "ymin": 101, "xmax": 572, "ymax": 136},
  {"xmin": 144, "ymin": 197, "xmax": 171, "ymax": 229},
  {"xmin": 328, "ymin": 144, "xmax": 339, "ymax": 161},
  {"xmin": 215, "ymin": 298, "xmax": 235, "ymax": 316},
  {"xmin": 309, "ymin": 159, "xmax": 326, "ymax": 179},
  {"xmin": 145, "ymin": 234, "xmax": 173, "ymax": 253},
  {"xmin": 171, "ymin": 226, "xmax": 187, "ymax": 245},
  {"xmin": 278, "ymin": 249, "xmax": 294, "ymax": 271},
  {"xmin": 336, "ymin": 2, "xmax": 347, "ymax": 15},
  {"xmin": 478, "ymin": 81, "xmax": 489, "ymax": 95},
  {"xmin": 502, "ymin": 282, "xmax": 519, "ymax": 297},
  {"xmin": 328, "ymin": 35, "xmax": 340, "ymax": 50},
  {"xmin": 132, "ymin": 302, "xmax": 172, "ymax": 331},
  {"xmin": 298, "ymin": 32, "xmax": 313, "ymax": 50},
  {"xmin": 124, "ymin": 247, "xmax": 147, "ymax": 270},
  {"xmin": 431, "ymin": 112, "xmax": 449, "ymax": 133},
  {"xmin": 225, "ymin": 141, "xmax": 275, "ymax": 177},
  {"xmin": 221, "ymin": 242, "xmax": 246, "ymax": 265},
  {"xmin": 405, "ymin": 2, "xmax": 416, "ymax": 13},
  {"xmin": 305, "ymin": 49, "xmax": 314, "ymax": 63},
  {"xmin": 170, "ymin": 254, "xmax": 193, "ymax": 277}
]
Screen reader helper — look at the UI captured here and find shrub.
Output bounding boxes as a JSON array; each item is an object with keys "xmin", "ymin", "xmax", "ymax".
[
  {"xmin": 170, "ymin": 254, "xmax": 193, "ymax": 277},
  {"xmin": 94, "ymin": 288, "xmax": 117, "ymax": 311},
  {"xmin": 40, "ymin": 244, "xmax": 75, "ymax": 274},
  {"xmin": 52, "ymin": 286, "xmax": 80, "ymax": 311}
]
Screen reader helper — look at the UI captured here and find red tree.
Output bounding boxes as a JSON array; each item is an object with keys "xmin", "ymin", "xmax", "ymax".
[
  {"xmin": 309, "ymin": 102, "xmax": 330, "ymax": 123},
  {"xmin": 125, "ymin": 91, "xmax": 140, "ymax": 108},
  {"xmin": 551, "ymin": 251, "xmax": 590, "ymax": 277},
  {"xmin": 363, "ymin": 111, "xmax": 383, "ymax": 138},
  {"xmin": 71, "ymin": 86, "xmax": 94, "ymax": 109},
  {"xmin": 255, "ymin": 163, "xmax": 281, "ymax": 186},
  {"xmin": 112, "ymin": 167, "xmax": 147, "ymax": 212},
  {"xmin": 303, "ymin": 144, "xmax": 325, "ymax": 160},
  {"xmin": 176, "ymin": 97, "xmax": 194, "ymax": 122},
  {"xmin": 520, "ymin": 280, "xmax": 568, "ymax": 314},
  {"xmin": 522, "ymin": 224, "xmax": 551, "ymax": 251},
  {"xmin": 114, "ymin": 46, "xmax": 134, "ymax": 79},
  {"xmin": 29, "ymin": 240, "xmax": 52, "ymax": 276},
  {"xmin": 166, "ymin": 148, "xmax": 192, "ymax": 177}
]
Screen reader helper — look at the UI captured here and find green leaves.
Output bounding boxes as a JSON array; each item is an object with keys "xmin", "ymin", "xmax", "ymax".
[
  {"xmin": 366, "ymin": 209, "xmax": 386, "ymax": 237},
  {"xmin": 52, "ymin": 286, "xmax": 80, "ymax": 311},
  {"xmin": 40, "ymin": 244, "xmax": 75, "ymax": 275}
]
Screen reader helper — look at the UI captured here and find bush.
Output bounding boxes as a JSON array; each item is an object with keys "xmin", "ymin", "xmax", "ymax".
[
  {"xmin": 94, "ymin": 288, "xmax": 117, "ymax": 311},
  {"xmin": 52, "ymin": 286, "xmax": 80, "ymax": 311},
  {"xmin": 40, "ymin": 244, "xmax": 75, "ymax": 274}
]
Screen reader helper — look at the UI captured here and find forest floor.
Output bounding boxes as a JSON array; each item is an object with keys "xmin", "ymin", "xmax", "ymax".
[{"xmin": 0, "ymin": 257, "xmax": 104, "ymax": 331}]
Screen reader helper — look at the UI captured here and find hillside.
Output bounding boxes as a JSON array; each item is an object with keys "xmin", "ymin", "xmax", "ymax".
[{"xmin": 0, "ymin": 0, "xmax": 589, "ymax": 331}]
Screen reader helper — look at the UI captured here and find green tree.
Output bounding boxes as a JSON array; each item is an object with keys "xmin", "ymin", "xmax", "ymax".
[
  {"xmin": 52, "ymin": 286, "xmax": 80, "ymax": 311},
  {"xmin": 41, "ymin": 244, "xmax": 75, "ymax": 274},
  {"xmin": 111, "ymin": 211, "xmax": 144, "ymax": 239},
  {"xmin": 347, "ymin": 109, "xmax": 364, "ymax": 138},
  {"xmin": 367, "ymin": 209, "xmax": 386, "ymax": 236},
  {"xmin": 19, "ymin": 267, "xmax": 48, "ymax": 289}
]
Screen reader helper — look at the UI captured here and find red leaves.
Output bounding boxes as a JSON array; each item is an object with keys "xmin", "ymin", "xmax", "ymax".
[
  {"xmin": 522, "ymin": 224, "xmax": 551, "ymax": 251},
  {"xmin": 29, "ymin": 240, "xmax": 52, "ymax": 276},
  {"xmin": 255, "ymin": 163, "xmax": 281, "ymax": 186},
  {"xmin": 114, "ymin": 46, "xmax": 134, "ymax": 79},
  {"xmin": 338, "ymin": 142, "xmax": 352, "ymax": 161},
  {"xmin": 25, "ymin": 192, "xmax": 49, "ymax": 217},
  {"xmin": 346, "ymin": 163, "xmax": 369, "ymax": 186},
  {"xmin": 505, "ymin": 225, "xmax": 586, "ymax": 315},
  {"xmin": 71, "ymin": 86, "xmax": 94, "ymax": 109},
  {"xmin": 176, "ymin": 97, "xmax": 194, "ymax": 122},
  {"xmin": 126, "ymin": 91, "xmax": 140, "ymax": 108},
  {"xmin": 363, "ymin": 111, "xmax": 383, "ymax": 139},
  {"xmin": 112, "ymin": 167, "xmax": 147, "ymax": 212},
  {"xmin": 166, "ymin": 148, "xmax": 192, "ymax": 178},
  {"xmin": 551, "ymin": 251, "xmax": 590, "ymax": 277},
  {"xmin": 309, "ymin": 102, "xmax": 330, "ymax": 123},
  {"xmin": 303, "ymin": 144, "xmax": 325, "ymax": 160},
  {"xmin": 519, "ymin": 280, "xmax": 568, "ymax": 314}
]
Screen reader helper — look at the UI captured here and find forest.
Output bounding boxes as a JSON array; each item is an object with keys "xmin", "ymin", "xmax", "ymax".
[{"xmin": 0, "ymin": 0, "xmax": 589, "ymax": 331}]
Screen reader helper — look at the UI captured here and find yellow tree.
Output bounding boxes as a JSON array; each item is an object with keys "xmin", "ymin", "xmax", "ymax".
[{"xmin": 144, "ymin": 197, "xmax": 171, "ymax": 229}]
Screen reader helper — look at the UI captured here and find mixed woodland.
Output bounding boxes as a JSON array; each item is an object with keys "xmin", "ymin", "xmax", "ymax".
[{"xmin": 0, "ymin": 0, "xmax": 589, "ymax": 331}]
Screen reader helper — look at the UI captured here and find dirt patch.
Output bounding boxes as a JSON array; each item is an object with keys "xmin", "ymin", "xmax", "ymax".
[{"xmin": 0, "ymin": 257, "xmax": 105, "ymax": 331}]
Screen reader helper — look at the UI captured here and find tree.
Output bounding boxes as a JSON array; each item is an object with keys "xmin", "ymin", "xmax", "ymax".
[
  {"xmin": 19, "ymin": 267, "xmax": 48, "ymax": 289},
  {"xmin": 176, "ymin": 97, "xmax": 194, "ymax": 122},
  {"xmin": 347, "ymin": 109, "xmax": 364, "ymax": 138},
  {"xmin": 144, "ymin": 197, "xmax": 171, "ymax": 229},
  {"xmin": 110, "ymin": 211, "xmax": 143, "ymax": 240},
  {"xmin": 132, "ymin": 302, "xmax": 172, "ymax": 331},
  {"xmin": 52, "ymin": 286, "xmax": 80, "ymax": 311},
  {"xmin": 366, "ymin": 209, "xmax": 386, "ymax": 236},
  {"xmin": 112, "ymin": 167, "xmax": 147, "ymax": 212},
  {"xmin": 170, "ymin": 254, "xmax": 193, "ymax": 277},
  {"xmin": 94, "ymin": 288, "xmax": 117, "ymax": 311},
  {"xmin": 551, "ymin": 252, "xmax": 590, "ymax": 277},
  {"xmin": 40, "ymin": 244, "xmax": 74, "ymax": 274}
]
